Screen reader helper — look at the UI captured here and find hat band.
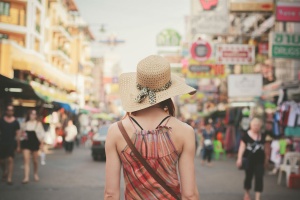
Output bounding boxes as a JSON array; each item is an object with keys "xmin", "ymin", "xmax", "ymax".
[{"xmin": 135, "ymin": 80, "xmax": 172, "ymax": 105}]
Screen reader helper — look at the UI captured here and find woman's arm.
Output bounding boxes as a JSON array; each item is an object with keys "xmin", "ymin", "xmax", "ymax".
[
  {"xmin": 178, "ymin": 125, "xmax": 199, "ymax": 200},
  {"xmin": 236, "ymin": 141, "xmax": 246, "ymax": 168},
  {"xmin": 104, "ymin": 124, "xmax": 121, "ymax": 200}
]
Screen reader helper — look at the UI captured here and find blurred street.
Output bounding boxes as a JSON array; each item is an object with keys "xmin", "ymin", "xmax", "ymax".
[{"xmin": 0, "ymin": 147, "xmax": 299, "ymax": 200}]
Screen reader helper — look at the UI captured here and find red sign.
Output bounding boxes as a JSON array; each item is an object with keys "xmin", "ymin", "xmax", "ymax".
[
  {"xmin": 216, "ymin": 44, "xmax": 255, "ymax": 65},
  {"xmin": 276, "ymin": 2, "xmax": 300, "ymax": 22},
  {"xmin": 200, "ymin": 0, "xmax": 218, "ymax": 10},
  {"xmin": 190, "ymin": 40, "xmax": 212, "ymax": 62},
  {"xmin": 258, "ymin": 43, "xmax": 269, "ymax": 54}
]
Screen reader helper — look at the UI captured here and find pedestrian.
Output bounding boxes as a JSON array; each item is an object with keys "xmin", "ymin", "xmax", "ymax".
[
  {"xmin": 0, "ymin": 105, "xmax": 21, "ymax": 185},
  {"xmin": 186, "ymin": 119, "xmax": 199, "ymax": 152},
  {"xmin": 104, "ymin": 55, "xmax": 199, "ymax": 199},
  {"xmin": 201, "ymin": 119, "xmax": 215, "ymax": 166},
  {"xmin": 236, "ymin": 118, "xmax": 265, "ymax": 200},
  {"xmin": 64, "ymin": 120, "xmax": 77, "ymax": 153},
  {"xmin": 21, "ymin": 109, "xmax": 45, "ymax": 183}
]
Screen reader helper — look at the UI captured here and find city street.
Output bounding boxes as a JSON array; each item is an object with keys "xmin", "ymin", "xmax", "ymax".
[{"xmin": 0, "ymin": 147, "xmax": 299, "ymax": 200}]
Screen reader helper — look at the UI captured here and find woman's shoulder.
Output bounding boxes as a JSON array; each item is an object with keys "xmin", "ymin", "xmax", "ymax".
[{"xmin": 169, "ymin": 117, "xmax": 194, "ymax": 135}]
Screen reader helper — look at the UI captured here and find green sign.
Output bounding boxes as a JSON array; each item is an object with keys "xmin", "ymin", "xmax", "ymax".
[{"xmin": 271, "ymin": 32, "xmax": 300, "ymax": 59}]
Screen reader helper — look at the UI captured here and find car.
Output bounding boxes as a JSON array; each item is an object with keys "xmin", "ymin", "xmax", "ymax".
[{"xmin": 91, "ymin": 125, "xmax": 109, "ymax": 161}]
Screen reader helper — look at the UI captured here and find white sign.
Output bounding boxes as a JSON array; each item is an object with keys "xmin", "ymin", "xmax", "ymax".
[
  {"xmin": 216, "ymin": 44, "xmax": 255, "ymax": 65},
  {"xmin": 228, "ymin": 74, "xmax": 263, "ymax": 97},
  {"xmin": 190, "ymin": 0, "xmax": 229, "ymax": 35}
]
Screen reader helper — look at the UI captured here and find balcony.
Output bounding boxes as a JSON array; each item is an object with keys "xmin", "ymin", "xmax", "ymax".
[
  {"xmin": 51, "ymin": 47, "xmax": 71, "ymax": 64},
  {"xmin": 53, "ymin": 25, "xmax": 72, "ymax": 42},
  {"xmin": 0, "ymin": 8, "xmax": 26, "ymax": 26}
]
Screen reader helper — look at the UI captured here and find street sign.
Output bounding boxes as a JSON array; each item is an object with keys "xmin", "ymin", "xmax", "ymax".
[
  {"xmin": 230, "ymin": 0, "xmax": 274, "ymax": 12},
  {"xmin": 190, "ymin": 0, "xmax": 228, "ymax": 35},
  {"xmin": 276, "ymin": 1, "xmax": 300, "ymax": 22},
  {"xmin": 228, "ymin": 74, "xmax": 263, "ymax": 97},
  {"xmin": 187, "ymin": 59, "xmax": 226, "ymax": 78},
  {"xmin": 270, "ymin": 32, "xmax": 300, "ymax": 59},
  {"xmin": 216, "ymin": 44, "xmax": 255, "ymax": 65},
  {"xmin": 190, "ymin": 39, "xmax": 212, "ymax": 62}
]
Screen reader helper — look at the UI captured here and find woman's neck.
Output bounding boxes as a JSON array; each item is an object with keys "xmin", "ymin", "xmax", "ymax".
[{"xmin": 132, "ymin": 106, "xmax": 166, "ymax": 118}]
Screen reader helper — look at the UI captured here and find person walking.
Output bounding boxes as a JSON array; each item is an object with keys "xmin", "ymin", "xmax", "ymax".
[
  {"xmin": 64, "ymin": 120, "xmax": 77, "ymax": 153},
  {"xmin": 236, "ymin": 118, "xmax": 265, "ymax": 200},
  {"xmin": 0, "ymin": 105, "xmax": 21, "ymax": 185},
  {"xmin": 104, "ymin": 55, "xmax": 199, "ymax": 200},
  {"xmin": 21, "ymin": 109, "xmax": 45, "ymax": 183},
  {"xmin": 201, "ymin": 120, "xmax": 215, "ymax": 167}
]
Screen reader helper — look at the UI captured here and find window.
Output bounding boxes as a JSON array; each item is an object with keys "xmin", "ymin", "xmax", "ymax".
[
  {"xmin": 0, "ymin": 33, "xmax": 8, "ymax": 39},
  {"xmin": 0, "ymin": 1, "xmax": 10, "ymax": 16}
]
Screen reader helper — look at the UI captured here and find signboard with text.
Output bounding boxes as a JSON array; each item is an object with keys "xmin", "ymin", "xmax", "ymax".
[
  {"xmin": 276, "ymin": 1, "xmax": 300, "ymax": 22},
  {"xmin": 187, "ymin": 59, "xmax": 226, "ymax": 78},
  {"xmin": 216, "ymin": 44, "xmax": 255, "ymax": 65},
  {"xmin": 190, "ymin": 39, "xmax": 212, "ymax": 61},
  {"xmin": 190, "ymin": 0, "xmax": 228, "ymax": 35},
  {"xmin": 230, "ymin": 0, "xmax": 274, "ymax": 12},
  {"xmin": 270, "ymin": 32, "xmax": 300, "ymax": 59},
  {"xmin": 228, "ymin": 74, "xmax": 263, "ymax": 97}
]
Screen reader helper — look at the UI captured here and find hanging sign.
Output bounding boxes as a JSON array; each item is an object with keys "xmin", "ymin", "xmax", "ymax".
[
  {"xmin": 187, "ymin": 59, "xmax": 226, "ymax": 78},
  {"xmin": 216, "ymin": 44, "xmax": 255, "ymax": 65},
  {"xmin": 230, "ymin": 0, "xmax": 274, "ymax": 12},
  {"xmin": 276, "ymin": 1, "xmax": 300, "ymax": 22},
  {"xmin": 228, "ymin": 74, "xmax": 263, "ymax": 97},
  {"xmin": 190, "ymin": 0, "xmax": 228, "ymax": 35},
  {"xmin": 190, "ymin": 40, "xmax": 212, "ymax": 62},
  {"xmin": 270, "ymin": 32, "xmax": 300, "ymax": 59}
]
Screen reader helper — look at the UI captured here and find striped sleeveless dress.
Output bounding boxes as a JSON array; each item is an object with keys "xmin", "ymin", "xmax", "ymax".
[{"xmin": 119, "ymin": 116, "xmax": 181, "ymax": 200}]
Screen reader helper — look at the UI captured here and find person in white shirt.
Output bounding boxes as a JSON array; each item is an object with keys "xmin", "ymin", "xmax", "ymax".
[
  {"xmin": 21, "ymin": 110, "xmax": 45, "ymax": 184},
  {"xmin": 64, "ymin": 120, "xmax": 77, "ymax": 153}
]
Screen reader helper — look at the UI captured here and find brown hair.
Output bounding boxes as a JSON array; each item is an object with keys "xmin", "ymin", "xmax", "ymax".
[
  {"xmin": 124, "ymin": 98, "xmax": 176, "ymax": 118},
  {"xmin": 25, "ymin": 109, "xmax": 39, "ymax": 122},
  {"xmin": 158, "ymin": 98, "xmax": 175, "ymax": 116}
]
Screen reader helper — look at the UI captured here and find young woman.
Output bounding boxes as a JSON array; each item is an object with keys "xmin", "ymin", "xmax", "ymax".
[
  {"xmin": 104, "ymin": 55, "xmax": 199, "ymax": 200},
  {"xmin": 201, "ymin": 120, "xmax": 215, "ymax": 166},
  {"xmin": 236, "ymin": 118, "xmax": 265, "ymax": 200},
  {"xmin": 21, "ymin": 109, "xmax": 44, "ymax": 183}
]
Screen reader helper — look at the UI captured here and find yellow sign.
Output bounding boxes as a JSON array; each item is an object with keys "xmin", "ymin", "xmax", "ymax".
[
  {"xmin": 187, "ymin": 59, "xmax": 227, "ymax": 78},
  {"xmin": 230, "ymin": 0, "xmax": 274, "ymax": 12}
]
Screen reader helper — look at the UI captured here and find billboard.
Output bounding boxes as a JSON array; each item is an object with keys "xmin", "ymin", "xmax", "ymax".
[
  {"xmin": 270, "ymin": 32, "xmax": 300, "ymax": 59},
  {"xmin": 216, "ymin": 44, "xmax": 255, "ymax": 65},
  {"xmin": 190, "ymin": 0, "xmax": 229, "ymax": 35},
  {"xmin": 228, "ymin": 74, "xmax": 263, "ymax": 97},
  {"xmin": 230, "ymin": 0, "xmax": 274, "ymax": 12},
  {"xmin": 276, "ymin": 1, "xmax": 300, "ymax": 22}
]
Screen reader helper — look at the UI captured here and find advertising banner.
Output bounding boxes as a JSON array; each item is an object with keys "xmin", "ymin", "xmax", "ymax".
[
  {"xmin": 190, "ymin": 0, "xmax": 228, "ymax": 35},
  {"xmin": 270, "ymin": 32, "xmax": 300, "ymax": 59},
  {"xmin": 230, "ymin": 0, "xmax": 274, "ymax": 12},
  {"xmin": 190, "ymin": 39, "xmax": 212, "ymax": 62},
  {"xmin": 276, "ymin": 1, "xmax": 300, "ymax": 22},
  {"xmin": 187, "ymin": 59, "xmax": 226, "ymax": 78},
  {"xmin": 216, "ymin": 44, "xmax": 255, "ymax": 65},
  {"xmin": 228, "ymin": 74, "xmax": 263, "ymax": 97}
]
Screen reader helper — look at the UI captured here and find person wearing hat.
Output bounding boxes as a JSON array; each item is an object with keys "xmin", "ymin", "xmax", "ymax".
[{"xmin": 104, "ymin": 55, "xmax": 199, "ymax": 200}]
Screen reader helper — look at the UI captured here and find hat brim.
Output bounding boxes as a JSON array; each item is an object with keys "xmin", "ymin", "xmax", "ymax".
[{"xmin": 119, "ymin": 72, "xmax": 196, "ymax": 112}]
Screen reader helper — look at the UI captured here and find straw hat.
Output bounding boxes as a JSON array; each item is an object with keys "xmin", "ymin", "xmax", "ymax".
[{"xmin": 119, "ymin": 55, "xmax": 196, "ymax": 112}]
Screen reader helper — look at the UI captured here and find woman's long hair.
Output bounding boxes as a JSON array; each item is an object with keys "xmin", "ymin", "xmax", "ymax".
[
  {"xmin": 25, "ymin": 109, "xmax": 39, "ymax": 122},
  {"xmin": 125, "ymin": 98, "xmax": 176, "ymax": 118}
]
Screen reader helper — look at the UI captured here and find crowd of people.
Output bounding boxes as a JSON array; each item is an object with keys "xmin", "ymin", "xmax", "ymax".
[{"xmin": 0, "ymin": 104, "xmax": 78, "ymax": 185}]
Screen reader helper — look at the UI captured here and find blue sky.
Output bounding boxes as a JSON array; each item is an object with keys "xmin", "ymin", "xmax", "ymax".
[{"xmin": 75, "ymin": 0, "xmax": 190, "ymax": 72}]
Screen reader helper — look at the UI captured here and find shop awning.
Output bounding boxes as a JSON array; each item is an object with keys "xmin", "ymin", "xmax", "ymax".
[
  {"xmin": 52, "ymin": 101, "xmax": 77, "ymax": 114},
  {"xmin": 0, "ymin": 74, "xmax": 47, "ymax": 101}
]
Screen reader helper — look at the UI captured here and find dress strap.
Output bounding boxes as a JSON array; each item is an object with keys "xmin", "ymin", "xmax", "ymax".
[
  {"xmin": 129, "ymin": 116, "xmax": 144, "ymax": 130},
  {"xmin": 156, "ymin": 116, "xmax": 171, "ymax": 128}
]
